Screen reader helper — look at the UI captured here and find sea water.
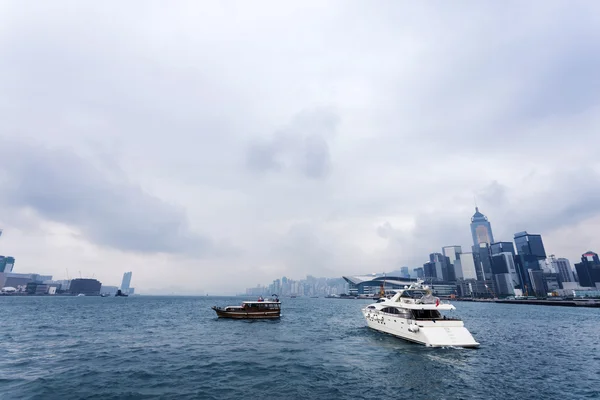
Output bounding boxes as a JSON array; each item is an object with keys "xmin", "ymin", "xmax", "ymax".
[{"xmin": 0, "ymin": 296, "xmax": 598, "ymax": 399}]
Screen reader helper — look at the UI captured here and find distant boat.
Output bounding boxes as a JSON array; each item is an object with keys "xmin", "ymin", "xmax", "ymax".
[
  {"xmin": 115, "ymin": 290, "xmax": 128, "ymax": 297},
  {"xmin": 212, "ymin": 295, "xmax": 281, "ymax": 319},
  {"xmin": 290, "ymin": 295, "xmax": 297, "ymax": 298},
  {"xmin": 100, "ymin": 293, "xmax": 110, "ymax": 297},
  {"xmin": 311, "ymin": 296, "xmax": 319, "ymax": 298},
  {"xmin": 77, "ymin": 293, "xmax": 85, "ymax": 297}
]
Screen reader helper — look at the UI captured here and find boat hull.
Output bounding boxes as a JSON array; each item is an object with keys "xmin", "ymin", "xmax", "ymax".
[
  {"xmin": 212, "ymin": 307, "xmax": 280, "ymax": 319},
  {"xmin": 362, "ymin": 310, "xmax": 479, "ymax": 348}
]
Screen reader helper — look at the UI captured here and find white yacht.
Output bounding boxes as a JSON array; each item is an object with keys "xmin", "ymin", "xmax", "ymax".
[{"xmin": 361, "ymin": 281, "xmax": 479, "ymax": 348}]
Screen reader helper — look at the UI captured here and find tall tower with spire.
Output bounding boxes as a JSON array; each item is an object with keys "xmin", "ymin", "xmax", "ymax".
[{"xmin": 470, "ymin": 207, "xmax": 494, "ymax": 247}]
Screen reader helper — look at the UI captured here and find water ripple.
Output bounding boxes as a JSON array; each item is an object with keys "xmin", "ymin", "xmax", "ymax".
[{"xmin": 0, "ymin": 296, "xmax": 599, "ymax": 399}]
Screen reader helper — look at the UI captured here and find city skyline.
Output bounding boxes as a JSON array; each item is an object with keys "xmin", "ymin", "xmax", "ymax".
[{"xmin": 1, "ymin": 2, "xmax": 600, "ymax": 294}]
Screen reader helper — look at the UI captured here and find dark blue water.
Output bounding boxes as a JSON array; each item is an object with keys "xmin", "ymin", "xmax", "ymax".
[{"xmin": 0, "ymin": 296, "xmax": 598, "ymax": 399}]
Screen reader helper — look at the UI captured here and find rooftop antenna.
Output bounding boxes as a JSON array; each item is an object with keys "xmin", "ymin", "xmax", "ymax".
[
  {"xmin": 474, "ymin": 194, "xmax": 478, "ymax": 209},
  {"xmin": 66, "ymin": 269, "xmax": 70, "ymax": 280},
  {"xmin": 79, "ymin": 270, "xmax": 82, "ymax": 279}
]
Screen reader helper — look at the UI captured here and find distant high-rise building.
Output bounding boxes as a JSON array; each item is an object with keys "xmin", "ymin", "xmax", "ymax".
[
  {"xmin": 442, "ymin": 246, "xmax": 461, "ymax": 282},
  {"xmin": 470, "ymin": 207, "xmax": 495, "ymax": 247},
  {"xmin": 490, "ymin": 242, "xmax": 515, "ymax": 256},
  {"xmin": 491, "ymin": 252, "xmax": 521, "ymax": 296},
  {"xmin": 513, "ymin": 231, "xmax": 547, "ymax": 295},
  {"xmin": 459, "ymin": 252, "xmax": 478, "ymax": 280},
  {"xmin": 423, "ymin": 262, "xmax": 436, "ymax": 280},
  {"xmin": 0, "ymin": 256, "xmax": 15, "ymax": 273},
  {"xmin": 514, "ymin": 231, "xmax": 546, "ymax": 258},
  {"xmin": 474, "ymin": 243, "xmax": 493, "ymax": 281},
  {"xmin": 426, "ymin": 253, "xmax": 448, "ymax": 281},
  {"xmin": 121, "ymin": 271, "xmax": 132, "ymax": 294},
  {"xmin": 70, "ymin": 278, "xmax": 102, "ymax": 296},
  {"xmin": 550, "ymin": 256, "xmax": 575, "ymax": 283},
  {"xmin": 413, "ymin": 267, "xmax": 424, "ymax": 279},
  {"xmin": 400, "ymin": 267, "xmax": 410, "ymax": 278},
  {"xmin": 528, "ymin": 270, "xmax": 547, "ymax": 297},
  {"xmin": 574, "ymin": 251, "xmax": 600, "ymax": 288}
]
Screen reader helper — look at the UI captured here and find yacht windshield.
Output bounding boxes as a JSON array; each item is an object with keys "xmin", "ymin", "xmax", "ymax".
[{"xmin": 401, "ymin": 290, "xmax": 427, "ymax": 298}]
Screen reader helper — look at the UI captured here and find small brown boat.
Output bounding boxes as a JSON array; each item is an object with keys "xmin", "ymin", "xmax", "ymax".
[{"xmin": 212, "ymin": 295, "xmax": 281, "ymax": 319}]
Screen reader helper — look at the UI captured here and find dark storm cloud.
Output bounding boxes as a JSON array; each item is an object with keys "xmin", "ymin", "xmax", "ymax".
[
  {"xmin": 246, "ymin": 108, "xmax": 338, "ymax": 179},
  {"xmin": 0, "ymin": 140, "xmax": 235, "ymax": 257}
]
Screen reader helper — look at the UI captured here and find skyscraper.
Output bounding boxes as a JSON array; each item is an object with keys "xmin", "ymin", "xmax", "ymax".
[
  {"xmin": 470, "ymin": 207, "xmax": 495, "ymax": 247},
  {"xmin": 513, "ymin": 231, "xmax": 546, "ymax": 296},
  {"xmin": 412, "ymin": 267, "xmax": 424, "ymax": 279},
  {"xmin": 514, "ymin": 232, "xmax": 546, "ymax": 259},
  {"xmin": 491, "ymin": 252, "xmax": 520, "ymax": 296},
  {"xmin": 490, "ymin": 242, "xmax": 515, "ymax": 256},
  {"xmin": 574, "ymin": 251, "xmax": 600, "ymax": 288},
  {"xmin": 425, "ymin": 253, "xmax": 450, "ymax": 281},
  {"xmin": 550, "ymin": 256, "xmax": 575, "ymax": 283},
  {"xmin": 400, "ymin": 267, "xmax": 410, "ymax": 278},
  {"xmin": 459, "ymin": 252, "xmax": 478, "ymax": 280},
  {"xmin": 121, "ymin": 271, "xmax": 132, "ymax": 294},
  {"xmin": 475, "ymin": 243, "xmax": 493, "ymax": 281},
  {"xmin": 442, "ymin": 246, "xmax": 461, "ymax": 281}
]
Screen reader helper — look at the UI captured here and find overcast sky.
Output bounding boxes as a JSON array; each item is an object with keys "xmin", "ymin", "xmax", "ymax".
[{"xmin": 1, "ymin": 1, "xmax": 599, "ymax": 294}]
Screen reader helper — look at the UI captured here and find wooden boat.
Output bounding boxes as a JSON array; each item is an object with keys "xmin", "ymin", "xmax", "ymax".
[{"xmin": 212, "ymin": 295, "xmax": 281, "ymax": 319}]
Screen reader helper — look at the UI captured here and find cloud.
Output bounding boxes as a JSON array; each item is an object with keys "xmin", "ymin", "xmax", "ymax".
[
  {"xmin": 0, "ymin": 140, "xmax": 236, "ymax": 257},
  {"xmin": 246, "ymin": 108, "xmax": 338, "ymax": 179},
  {"xmin": 1, "ymin": 1, "xmax": 600, "ymax": 292}
]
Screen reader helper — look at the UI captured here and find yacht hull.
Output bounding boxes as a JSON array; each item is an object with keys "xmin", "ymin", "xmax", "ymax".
[
  {"xmin": 212, "ymin": 307, "xmax": 280, "ymax": 319},
  {"xmin": 362, "ymin": 310, "xmax": 479, "ymax": 348}
]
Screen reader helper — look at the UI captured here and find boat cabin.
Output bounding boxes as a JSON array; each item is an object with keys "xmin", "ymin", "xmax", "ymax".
[
  {"xmin": 374, "ymin": 305, "xmax": 460, "ymax": 321},
  {"xmin": 240, "ymin": 301, "xmax": 281, "ymax": 312}
]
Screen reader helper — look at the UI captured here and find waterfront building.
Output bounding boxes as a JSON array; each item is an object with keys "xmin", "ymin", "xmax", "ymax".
[
  {"xmin": 574, "ymin": 251, "xmax": 600, "ymax": 288},
  {"xmin": 26, "ymin": 282, "xmax": 49, "ymax": 295},
  {"xmin": 544, "ymin": 273, "xmax": 562, "ymax": 293},
  {"xmin": 423, "ymin": 261, "xmax": 438, "ymax": 280},
  {"xmin": 412, "ymin": 267, "xmax": 424, "ymax": 279},
  {"xmin": 474, "ymin": 243, "xmax": 493, "ymax": 281},
  {"xmin": 400, "ymin": 267, "xmax": 410, "ymax": 278},
  {"xmin": 459, "ymin": 252, "xmax": 478, "ymax": 280},
  {"xmin": 426, "ymin": 253, "xmax": 451, "ymax": 281},
  {"xmin": 490, "ymin": 242, "xmax": 515, "ymax": 256},
  {"xmin": 3, "ymin": 273, "xmax": 53, "ymax": 289},
  {"xmin": 513, "ymin": 231, "xmax": 547, "ymax": 295},
  {"xmin": 470, "ymin": 207, "xmax": 495, "ymax": 247},
  {"xmin": 550, "ymin": 256, "xmax": 575, "ymax": 283},
  {"xmin": 0, "ymin": 256, "xmax": 15, "ymax": 273},
  {"xmin": 456, "ymin": 279, "xmax": 494, "ymax": 298},
  {"xmin": 342, "ymin": 275, "xmax": 456, "ymax": 297},
  {"xmin": 528, "ymin": 270, "xmax": 547, "ymax": 297},
  {"xmin": 121, "ymin": 272, "xmax": 132, "ymax": 294},
  {"xmin": 70, "ymin": 278, "xmax": 102, "ymax": 295},
  {"xmin": 343, "ymin": 275, "xmax": 415, "ymax": 296},
  {"xmin": 442, "ymin": 246, "xmax": 461, "ymax": 281},
  {"xmin": 491, "ymin": 252, "xmax": 521, "ymax": 296}
]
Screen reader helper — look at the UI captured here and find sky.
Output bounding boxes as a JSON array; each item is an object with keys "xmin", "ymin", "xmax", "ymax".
[{"xmin": 1, "ymin": 1, "xmax": 600, "ymax": 294}]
